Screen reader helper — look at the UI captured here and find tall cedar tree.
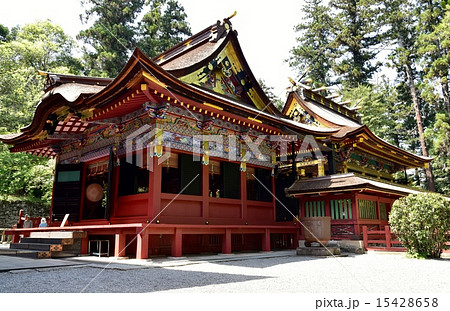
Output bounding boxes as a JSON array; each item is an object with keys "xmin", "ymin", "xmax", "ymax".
[
  {"xmin": 139, "ymin": 0, "xmax": 191, "ymax": 58},
  {"xmin": 288, "ymin": 0, "xmax": 335, "ymax": 88},
  {"xmin": 78, "ymin": 0, "xmax": 145, "ymax": 77},
  {"xmin": 328, "ymin": 0, "xmax": 383, "ymax": 87},
  {"xmin": 416, "ymin": 0, "xmax": 450, "ymax": 114},
  {"xmin": 383, "ymin": 0, "xmax": 436, "ymax": 190},
  {"xmin": 78, "ymin": 0, "xmax": 191, "ymax": 77}
]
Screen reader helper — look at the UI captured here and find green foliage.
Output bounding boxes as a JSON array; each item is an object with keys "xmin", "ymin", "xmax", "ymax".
[
  {"xmin": 327, "ymin": 0, "xmax": 384, "ymax": 87},
  {"xmin": 425, "ymin": 114, "xmax": 450, "ymax": 194},
  {"xmin": 341, "ymin": 81, "xmax": 412, "ymax": 147},
  {"xmin": 0, "ymin": 20, "xmax": 81, "ymax": 133},
  {"xmin": 0, "ymin": 145, "xmax": 54, "ymax": 204},
  {"xmin": 78, "ymin": 0, "xmax": 191, "ymax": 77},
  {"xmin": 389, "ymin": 193, "xmax": 450, "ymax": 258},
  {"xmin": 0, "ymin": 24, "xmax": 9, "ymax": 42},
  {"xmin": 287, "ymin": 0, "xmax": 335, "ymax": 88},
  {"xmin": 416, "ymin": 1, "xmax": 450, "ymax": 114},
  {"xmin": 0, "ymin": 20, "xmax": 80, "ymax": 203},
  {"xmin": 78, "ymin": 0, "xmax": 145, "ymax": 77},
  {"xmin": 139, "ymin": 0, "xmax": 192, "ymax": 58}
]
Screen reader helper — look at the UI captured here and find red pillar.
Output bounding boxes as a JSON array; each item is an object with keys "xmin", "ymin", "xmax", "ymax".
[
  {"xmin": 80, "ymin": 236, "xmax": 89, "ymax": 255},
  {"xmin": 12, "ymin": 233, "xmax": 20, "ymax": 244},
  {"xmin": 262, "ymin": 228, "xmax": 271, "ymax": 252},
  {"xmin": 352, "ymin": 192, "xmax": 360, "ymax": 235},
  {"xmin": 114, "ymin": 233, "xmax": 126, "ymax": 257},
  {"xmin": 294, "ymin": 229, "xmax": 301, "ymax": 248},
  {"xmin": 385, "ymin": 225, "xmax": 392, "ymax": 250},
  {"xmin": 171, "ymin": 228, "xmax": 183, "ymax": 257},
  {"xmin": 136, "ymin": 229, "xmax": 149, "ymax": 259},
  {"xmin": 222, "ymin": 228, "xmax": 232, "ymax": 254},
  {"xmin": 362, "ymin": 226, "xmax": 368, "ymax": 250},
  {"xmin": 324, "ymin": 198, "xmax": 331, "ymax": 217},
  {"xmin": 202, "ymin": 163, "xmax": 209, "ymax": 219},
  {"xmin": 240, "ymin": 171, "xmax": 247, "ymax": 220},
  {"xmin": 150, "ymin": 156, "xmax": 162, "ymax": 219}
]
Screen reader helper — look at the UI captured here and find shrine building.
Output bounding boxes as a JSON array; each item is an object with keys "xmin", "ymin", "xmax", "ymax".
[{"xmin": 0, "ymin": 17, "xmax": 432, "ymax": 258}]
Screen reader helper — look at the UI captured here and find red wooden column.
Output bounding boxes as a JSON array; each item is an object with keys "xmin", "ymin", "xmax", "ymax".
[
  {"xmin": 385, "ymin": 225, "xmax": 392, "ymax": 250},
  {"xmin": 362, "ymin": 226, "xmax": 368, "ymax": 250},
  {"xmin": 271, "ymin": 174, "xmax": 276, "ymax": 221},
  {"xmin": 12, "ymin": 233, "xmax": 20, "ymax": 244},
  {"xmin": 352, "ymin": 192, "xmax": 360, "ymax": 235},
  {"xmin": 202, "ymin": 163, "xmax": 209, "ymax": 219},
  {"xmin": 299, "ymin": 197, "xmax": 306, "ymax": 218},
  {"xmin": 298, "ymin": 197, "xmax": 305, "ymax": 239},
  {"xmin": 294, "ymin": 229, "xmax": 301, "ymax": 248},
  {"xmin": 80, "ymin": 235, "xmax": 89, "ymax": 255},
  {"xmin": 149, "ymin": 156, "xmax": 162, "ymax": 219},
  {"xmin": 136, "ymin": 228, "xmax": 149, "ymax": 259},
  {"xmin": 114, "ymin": 232, "xmax": 126, "ymax": 257},
  {"xmin": 171, "ymin": 227, "xmax": 183, "ymax": 257},
  {"xmin": 262, "ymin": 228, "xmax": 271, "ymax": 252},
  {"xmin": 240, "ymin": 171, "xmax": 247, "ymax": 220},
  {"xmin": 376, "ymin": 197, "xmax": 381, "ymax": 230},
  {"xmin": 324, "ymin": 198, "xmax": 331, "ymax": 217},
  {"xmin": 222, "ymin": 228, "xmax": 232, "ymax": 254}
]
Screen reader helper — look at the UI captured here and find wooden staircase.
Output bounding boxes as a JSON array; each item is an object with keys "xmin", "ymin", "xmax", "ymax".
[{"xmin": 2, "ymin": 231, "xmax": 86, "ymax": 259}]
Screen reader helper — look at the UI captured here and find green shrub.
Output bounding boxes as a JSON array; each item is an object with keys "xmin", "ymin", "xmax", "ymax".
[{"xmin": 389, "ymin": 193, "xmax": 450, "ymax": 258}]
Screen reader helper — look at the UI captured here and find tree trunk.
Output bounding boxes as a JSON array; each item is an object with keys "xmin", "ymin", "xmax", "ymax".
[
  {"xmin": 404, "ymin": 61, "xmax": 436, "ymax": 191},
  {"xmin": 441, "ymin": 80, "xmax": 450, "ymax": 115}
]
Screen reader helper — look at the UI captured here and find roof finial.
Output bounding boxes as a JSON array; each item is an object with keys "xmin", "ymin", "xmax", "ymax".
[{"xmin": 226, "ymin": 11, "xmax": 237, "ymax": 21}]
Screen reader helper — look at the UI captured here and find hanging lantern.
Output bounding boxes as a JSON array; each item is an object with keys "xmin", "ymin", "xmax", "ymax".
[
  {"xmin": 271, "ymin": 152, "xmax": 277, "ymax": 164},
  {"xmin": 202, "ymin": 141, "xmax": 209, "ymax": 165},
  {"xmin": 154, "ymin": 130, "xmax": 163, "ymax": 158},
  {"xmin": 240, "ymin": 147, "xmax": 247, "ymax": 172}
]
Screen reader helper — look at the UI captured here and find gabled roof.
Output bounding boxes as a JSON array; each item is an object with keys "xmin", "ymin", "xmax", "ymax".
[
  {"xmin": 286, "ymin": 173, "xmax": 424, "ymax": 197},
  {"xmin": 279, "ymin": 86, "xmax": 432, "ymax": 169},
  {"xmin": 154, "ymin": 17, "xmax": 282, "ymax": 116},
  {"xmin": 283, "ymin": 89, "xmax": 361, "ymax": 127},
  {"xmin": 0, "ymin": 43, "xmax": 339, "ymax": 154}
]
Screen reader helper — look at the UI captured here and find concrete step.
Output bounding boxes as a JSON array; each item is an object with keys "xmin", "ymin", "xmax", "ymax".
[
  {"xmin": 29, "ymin": 231, "xmax": 86, "ymax": 239},
  {"xmin": 10, "ymin": 243, "xmax": 63, "ymax": 252},
  {"xmin": 21, "ymin": 237, "xmax": 73, "ymax": 245}
]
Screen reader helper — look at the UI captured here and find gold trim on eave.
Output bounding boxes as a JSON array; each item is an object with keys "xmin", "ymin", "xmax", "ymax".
[
  {"xmin": 142, "ymin": 72, "xmax": 167, "ymax": 88},
  {"xmin": 203, "ymin": 102, "xmax": 223, "ymax": 111},
  {"xmin": 247, "ymin": 117, "xmax": 262, "ymax": 123}
]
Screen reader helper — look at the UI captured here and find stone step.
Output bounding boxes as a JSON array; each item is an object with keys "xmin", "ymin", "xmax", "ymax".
[
  {"xmin": 29, "ymin": 231, "xmax": 86, "ymax": 239},
  {"xmin": 21, "ymin": 237, "xmax": 74, "ymax": 245},
  {"xmin": 51, "ymin": 251, "xmax": 79, "ymax": 258},
  {"xmin": 0, "ymin": 248, "xmax": 51, "ymax": 259},
  {"xmin": 10, "ymin": 243, "xmax": 63, "ymax": 252}
]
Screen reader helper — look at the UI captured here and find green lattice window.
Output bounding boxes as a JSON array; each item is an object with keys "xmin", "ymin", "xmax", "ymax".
[
  {"xmin": 331, "ymin": 199, "xmax": 352, "ymax": 220},
  {"xmin": 379, "ymin": 202, "xmax": 388, "ymax": 220},
  {"xmin": 305, "ymin": 201, "xmax": 325, "ymax": 217},
  {"xmin": 358, "ymin": 199, "xmax": 377, "ymax": 219}
]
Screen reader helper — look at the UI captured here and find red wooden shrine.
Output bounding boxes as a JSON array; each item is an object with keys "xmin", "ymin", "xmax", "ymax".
[{"xmin": 1, "ymin": 18, "xmax": 432, "ymax": 258}]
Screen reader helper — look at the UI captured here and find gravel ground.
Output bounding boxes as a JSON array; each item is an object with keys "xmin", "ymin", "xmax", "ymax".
[{"xmin": 0, "ymin": 252, "xmax": 449, "ymax": 293}]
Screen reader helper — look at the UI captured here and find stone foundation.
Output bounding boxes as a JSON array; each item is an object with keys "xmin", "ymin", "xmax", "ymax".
[{"xmin": 298, "ymin": 239, "xmax": 365, "ymax": 254}]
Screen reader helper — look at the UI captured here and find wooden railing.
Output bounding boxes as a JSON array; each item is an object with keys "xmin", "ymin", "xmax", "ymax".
[
  {"xmin": 363, "ymin": 226, "xmax": 450, "ymax": 253},
  {"xmin": 362, "ymin": 225, "xmax": 406, "ymax": 252}
]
